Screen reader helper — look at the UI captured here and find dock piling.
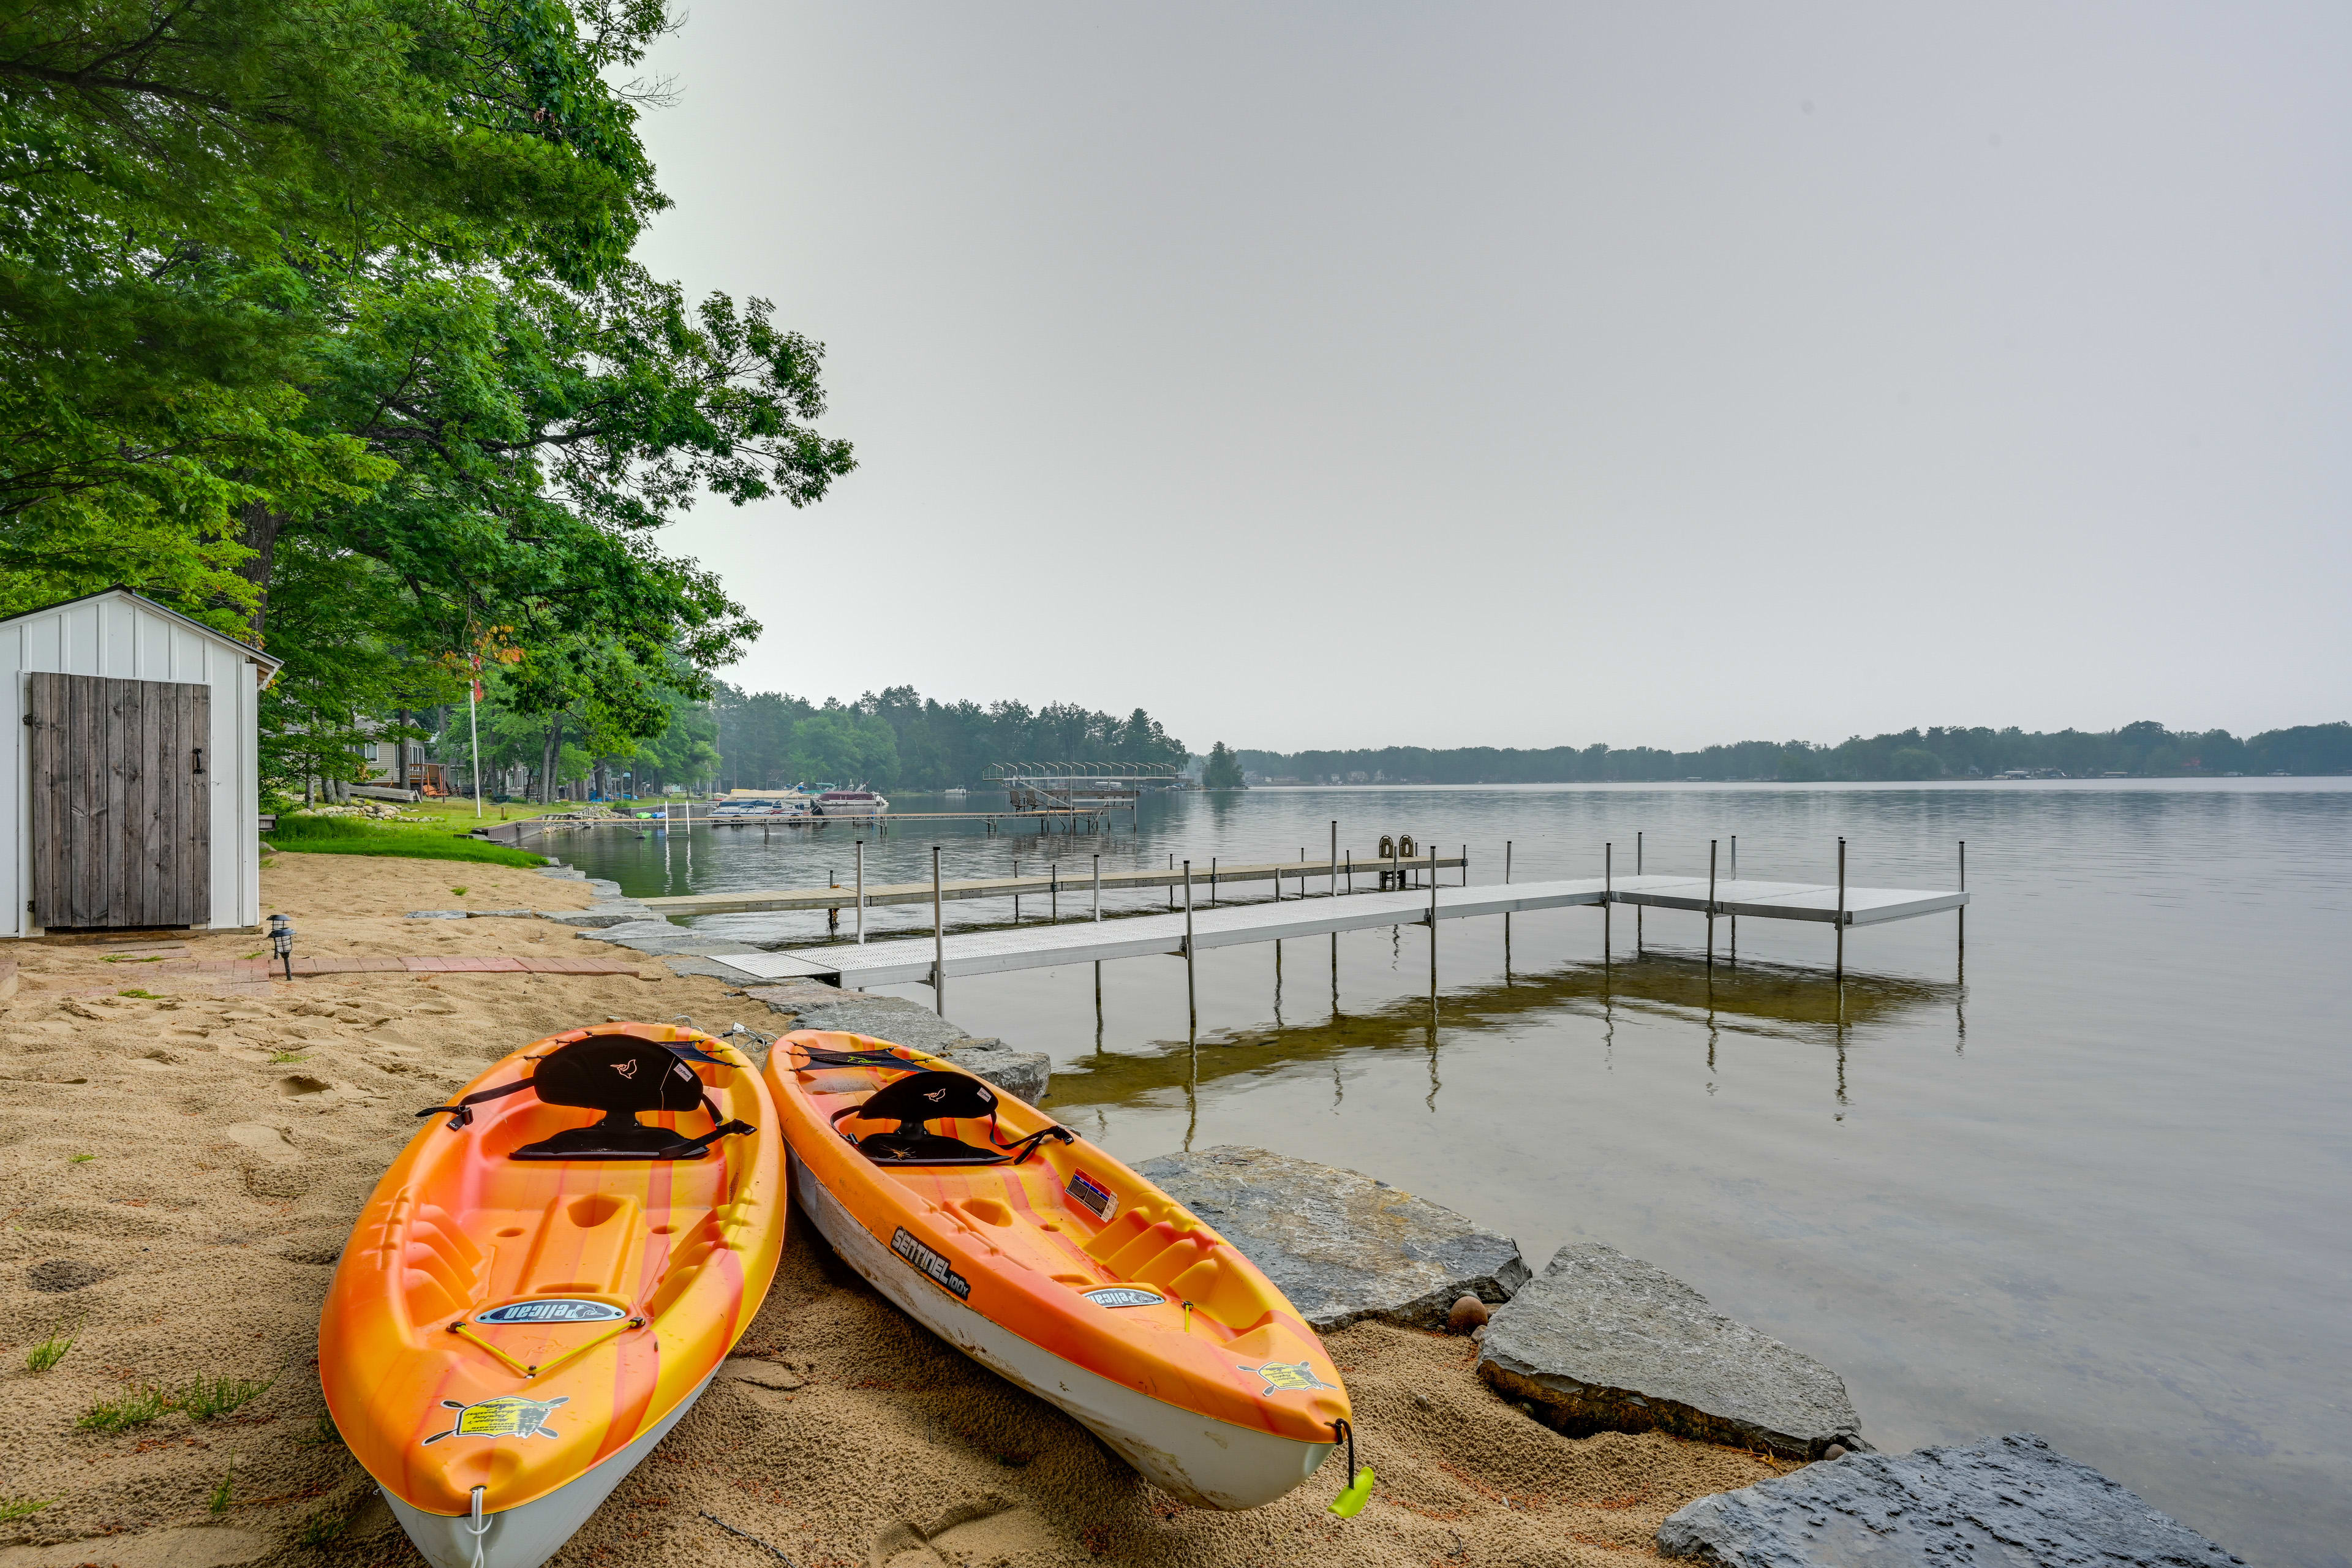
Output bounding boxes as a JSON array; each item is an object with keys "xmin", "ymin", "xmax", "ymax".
[
  {"xmin": 856, "ymin": 840, "xmax": 865, "ymax": 943},
  {"xmin": 1636, "ymin": 832, "xmax": 1644, "ymax": 954},
  {"xmin": 1604, "ymin": 842, "xmax": 1613, "ymax": 960},
  {"xmin": 1706, "ymin": 839, "xmax": 1717, "ymax": 967},
  {"xmin": 1835, "ymin": 837, "xmax": 1847, "ymax": 979},
  {"xmin": 1182, "ymin": 860, "xmax": 1197, "ymax": 1035},
  {"xmin": 1958, "ymin": 839, "xmax": 1966, "ymax": 979},
  {"xmin": 931, "ymin": 847, "xmax": 946, "ymax": 1013},
  {"xmin": 1729, "ymin": 835, "xmax": 1737, "ymax": 963},
  {"xmin": 1330, "ymin": 821, "xmax": 1338, "ymax": 897}
]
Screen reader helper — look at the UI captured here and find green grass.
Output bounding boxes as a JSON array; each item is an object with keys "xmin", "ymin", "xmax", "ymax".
[
  {"xmin": 118, "ymin": 988, "xmax": 164, "ymax": 999},
  {"xmin": 268, "ymin": 814, "xmax": 546, "ymax": 867},
  {"xmin": 78, "ymin": 1386, "xmax": 168, "ymax": 1431},
  {"xmin": 26, "ymin": 1321, "xmax": 78, "ymax": 1372},
  {"xmin": 208, "ymin": 1455, "xmax": 236, "ymax": 1514},
  {"xmin": 296, "ymin": 1413, "xmax": 345, "ymax": 1449},
  {"xmin": 67, "ymin": 1152, "xmax": 94, "ymax": 1165},
  {"xmin": 0, "ymin": 1497, "xmax": 51, "ymax": 1523},
  {"xmin": 173, "ymin": 1373, "xmax": 275, "ymax": 1422},
  {"xmin": 295, "ymin": 1509, "xmax": 349, "ymax": 1548},
  {"xmin": 268, "ymin": 1050, "xmax": 312, "ymax": 1064}
]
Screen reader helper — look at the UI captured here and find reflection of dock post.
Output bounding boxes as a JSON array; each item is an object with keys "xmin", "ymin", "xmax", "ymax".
[
  {"xmin": 1834, "ymin": 837, "xmax": 1847, "ymax": 979},
  {"xmin": 1182, "ymin": 860, "xmax": 1197, "ymax": 1037}
]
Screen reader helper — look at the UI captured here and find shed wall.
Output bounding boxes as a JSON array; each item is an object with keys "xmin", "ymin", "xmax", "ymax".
[{"xmin": 1, "ymin": 595, "xmax": 264, "ymax": 935}]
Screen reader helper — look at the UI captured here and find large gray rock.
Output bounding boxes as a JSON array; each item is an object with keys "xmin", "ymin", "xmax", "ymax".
[
  {"xmin": 575, "ymin": 919, "xmax": 760, "ymax": 956},
  {"xmin": 940, "ymin": 1039, "xmax": 1050, "ymax": 1105},
  {"xmin": 1478, "ymin": 1243, "xmax": 1863, "ymax": 1460},
  {"xmin": 1657, "ymin": 1433, "xmax": 2244, "ymax": 1566},
  {"xmin": 1132, "ymin": 1147, "xmax": 1529, "ymax": 1330}
]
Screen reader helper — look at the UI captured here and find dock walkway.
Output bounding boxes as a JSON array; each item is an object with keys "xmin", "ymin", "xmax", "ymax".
[
  {"xmin": 641, "ymin": 853, "xmax": 1464, "ymax": 918},
  {"xmin": 706, "ymin": 873, "xmax": 1966, "ymax": 988}
]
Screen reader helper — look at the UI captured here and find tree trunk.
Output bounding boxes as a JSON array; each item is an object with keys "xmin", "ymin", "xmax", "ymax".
[
  {"xmin": 541, "ymin": 714, "xmax": 564, "ymax": 804},
  {"xmin": 236, "ymin": 501, "xmax": 286, "ymax": 644}
]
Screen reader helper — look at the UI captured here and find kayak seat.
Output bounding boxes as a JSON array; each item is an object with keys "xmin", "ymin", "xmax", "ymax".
[
  {"xmin": 833, "ymin": 1070, "xmax": 1007, "ymax": 1165},
  {"xmin": 420, "ymin": 1033, "xmax": 755, "ymax": 1162},
  {"xmin": 832, "ymin": 1069, "xmax": 1074, "ymax": 1167}
]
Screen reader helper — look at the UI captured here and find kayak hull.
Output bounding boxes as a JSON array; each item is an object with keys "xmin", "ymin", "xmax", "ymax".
[
  {"xmin": 381, "ymin": 1373, "xmax": 714, "ymax": 1568},
  {"xmin": 791, "ymin": 1147, "xmax": 1333, "ymax": 1508}
]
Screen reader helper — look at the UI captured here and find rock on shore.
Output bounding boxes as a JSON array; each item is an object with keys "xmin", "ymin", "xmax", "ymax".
[
  {"xmin": 1656, "ymin": 1432, "xmax": 2245, "ymax": 1565},
  {"xmin": 745, "ymin": 985, "xmax": 1051, "ymax": 1104},
  {"xmin": 1133, "ymin": 1146, "xmax": 1530, "ymax": 1330},
  {"xmin": 1477, "ymin": 1243, "xmax": 1863, "ymax": 1461}
]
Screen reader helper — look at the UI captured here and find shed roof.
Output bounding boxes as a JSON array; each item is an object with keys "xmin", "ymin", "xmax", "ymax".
[{"xmin": 0, "ymin": 585, "xmax": 284, "ymax": 671}]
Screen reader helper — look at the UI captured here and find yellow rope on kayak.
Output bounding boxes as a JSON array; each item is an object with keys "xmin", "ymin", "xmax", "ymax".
[{"xmin": 447, "ymin": 1317, "xmax": 645, "ymax": 1379}]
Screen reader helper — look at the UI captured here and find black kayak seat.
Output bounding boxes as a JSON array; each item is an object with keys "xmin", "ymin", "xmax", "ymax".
[
  {"xmin": 417, "ymin": 1033, "xmax": 754, "ymax": 1162},
  {"xmin": 832, "ymin": 1069, "xmax": 1008, "ymax": 1166}
]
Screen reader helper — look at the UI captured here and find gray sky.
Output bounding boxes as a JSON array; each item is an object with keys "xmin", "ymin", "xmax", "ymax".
[{"xmin": 630, "ymin": 2, "xmax": 2351, "ymax": 752}]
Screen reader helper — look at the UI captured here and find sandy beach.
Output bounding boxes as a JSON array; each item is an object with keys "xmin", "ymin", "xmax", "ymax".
[{"xmin": 0, "ymin": 851, "xmax": 1793, "ymax": 1567}]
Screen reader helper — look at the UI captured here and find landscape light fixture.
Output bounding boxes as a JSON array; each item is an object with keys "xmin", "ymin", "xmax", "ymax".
[{"xmin": 268, "ymin": 913, "xmax": 295, "ymax": 981}]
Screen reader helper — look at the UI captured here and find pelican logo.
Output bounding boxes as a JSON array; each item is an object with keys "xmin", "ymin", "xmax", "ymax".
[
  {"xmin": 1082, "ymin": 1286, "xmax": 1164, "ymax": 1310},
  {"xmin": 611, "ymin": 1059, "xmax": 639, "ymax": 1080},
  {"xmin": 421, "ymin": 1395, "xmax": 570, "ymax": 1444},
  {"xmin": 1238, "ymin": 1361, "xmax": 1336, "ymax": 1397}
]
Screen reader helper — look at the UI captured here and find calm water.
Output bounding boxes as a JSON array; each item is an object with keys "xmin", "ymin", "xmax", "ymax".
[{"xmin": 561, "ymin": 782, "xmax": 2352, "ymax": 1565}]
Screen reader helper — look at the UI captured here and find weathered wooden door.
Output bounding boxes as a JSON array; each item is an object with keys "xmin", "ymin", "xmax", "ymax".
[{"xmin": 26, "ymin": 673, "xmax": 212, "ymax": 929}]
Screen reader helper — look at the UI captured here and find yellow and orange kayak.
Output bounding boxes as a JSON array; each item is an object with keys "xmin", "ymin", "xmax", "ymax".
[
  {"xmin": 764, "ymin": 1030, "xmax": 1351, "ymax": 1509},
  {"xmin": 321, "ymin": 1023, "xmax": 784, "ymax": 1568}
]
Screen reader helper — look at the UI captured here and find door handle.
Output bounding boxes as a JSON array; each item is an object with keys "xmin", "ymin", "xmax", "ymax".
[{"xmin": 192, "ymin": 747, "xmax": 205, "ymax": 774}]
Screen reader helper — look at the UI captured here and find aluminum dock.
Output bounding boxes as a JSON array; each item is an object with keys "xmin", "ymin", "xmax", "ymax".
[{"xmin": 703, "ymin": 872, "xmax": 1967, "ymax": 989}]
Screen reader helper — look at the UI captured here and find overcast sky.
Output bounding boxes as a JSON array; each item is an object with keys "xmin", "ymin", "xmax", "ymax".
[{"xmin": 628, "ymin": 2, "xmax": 2350, "ymax": 753}]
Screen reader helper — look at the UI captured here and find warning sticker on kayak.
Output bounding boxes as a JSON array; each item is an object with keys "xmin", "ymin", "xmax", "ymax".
[
  {"xmin": 421, "ymin": 1395, "xmax": 570, "ymax": 1444},
  {"xmin": 1082, "ymin": 1286, "xmax": 1166, "ymax": 1309},
  {"xmin": 1238, "ymin": 1361, "xmax": 1337, "ymax": 1397},
  {"xmin": 892, "ymin": 1226, "xmax": 971, "ymax": 1300},
  {"xmin": 1065, "ymin": 1170, "xmax": 1118, "ymax": 1223}
]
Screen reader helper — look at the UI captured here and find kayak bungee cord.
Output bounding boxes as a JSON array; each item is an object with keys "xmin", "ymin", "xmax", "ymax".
[
  {"xmin": 464, "ymin": 1487, "xmax": 491, "ymax": 1568},
  {"xmin": 1328, "ymin": 1419, "xmax": 1374, "ymax": 1518}
]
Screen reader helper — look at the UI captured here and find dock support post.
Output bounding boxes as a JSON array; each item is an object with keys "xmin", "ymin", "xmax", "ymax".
[
  {"xmin": 1013, "ymin": 858, "xmax": 1020, "ymax": 923},
  {"xmin": 1706, "ymin": 839, "xmax": 1717, "ymax": 967},
  {"xmin": 1604, "ymin": 842, "xmax": 1613, "ymax": 961},
  {"xmin": 1502, "ymin": 839, "xmax": 1513, "ymax": 956},
  {"xmin": 1182, "ymin": 860, "xmax": 1197, "ymax": 1036},
  {"xmin": 1092, "ymin": 853, "xmax": 1103, "ymax": 1038},
  {"xmin": 1210, "ymin": 856, "xmax": 1217, "ymax": 906},
  {"xmin": 828, "ymin": 869, "xmax": 839, "ymax": 933},
  {"xmin": 855, "ymin": 840, "xmax": 865, "ymax": 943},
  {"xmin": 1093, "ymin": 854, "xmax": 1102, "ymax": 922},
  {"xmin": 1636, "ymin": 831, "xmax": 1643, "ymax": 954},
  {"xmin": 1051, "ymin": 863, "xmax": 1058, "ymax": 922},
  {"xmin": 1835, "ymin": 837, "xmax": 1847, "ymax": 979},
  {"xmin": 1167, "ymin": 854, "xmax": 1174, "ymax": 908},
  {"xmin": 1729, "ymin": 835, "xmax": 1736, "ymax": 963},
  {"xmin": 1958, "ymin": 840, "xmax": 1966, "ymax": 980},
  {"xmin": 1330, "ymin": 820, "xmax": 1338, "ymax": 897},
  {"xmin": 931, "ymin": 846, "xmax": 946, "ymax": 1016},
  {"xmin": 1461, "ymin": 843, "xmax": 1468, "ymax": 886}
]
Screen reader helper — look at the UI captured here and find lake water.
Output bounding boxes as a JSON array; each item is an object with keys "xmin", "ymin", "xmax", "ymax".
[{"xmin": 559, "ymin": 781, "xmax": 2352, "ymax": 1566}]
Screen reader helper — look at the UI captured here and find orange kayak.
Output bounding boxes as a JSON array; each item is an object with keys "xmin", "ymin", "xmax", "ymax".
[
  {"xmin": 320, "ymin": 1023, "xmax": 785, "ymax": 1568},
  {"xmin": 764, "ymin": 1030, "xmax": 1351, "ymax": 1509}
]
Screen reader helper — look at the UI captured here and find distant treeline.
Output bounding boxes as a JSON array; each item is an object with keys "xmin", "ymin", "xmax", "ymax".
[
  {"xmin": 712, "ymin": 684, "xmax": 1188, "ymax": 791},
  {"xmin": 1235, "ymin": 720, "xmax": 2352, "ymax": 785}
]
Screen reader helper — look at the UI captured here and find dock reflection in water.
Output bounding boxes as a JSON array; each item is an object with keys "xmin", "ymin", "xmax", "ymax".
[{"xmin": 1045, "ymin": 951, "xmax": 1962, "ymax": 1137}]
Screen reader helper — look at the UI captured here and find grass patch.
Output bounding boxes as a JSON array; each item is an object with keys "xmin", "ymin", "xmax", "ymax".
[
  {"xmin": 268, "ymin": 1050, "xmax": 312, "ymax": 1065},
  {"xmin": 67, "ymin": 1152, "xmax": 94, "ymax": 1164},
  {"xmin": 118, "ymin": 988, "xmax": 164, "ymax": 999},
  {"xmin": 266, "ymin": 820, "xmax": 546, "ymax": 869},
  {"xmin": 26, "ymin": 1321, "xmax": 78, "ymax": 1372},
  {"xmin": 78, "ymin": 1387, "xmax": 168, "ymax": 1431},
  {"xmin": 208, "ymin": 1455, "xmax": 236, "ymax": 1514},
  {"xmin": 173, "ymin": 1373, "xmax": 276, "ymax": 1422},
  {"xmin": 0, "ymin": 1497, "xmax": 51, "ymax": 1523},
  {"xmin": 450, "ymin": 886, "xmax": 468, "ymax": 895},
  {"xmin": 295, "ymin": 1509, "xmax": 349, "ymax": 1548}
]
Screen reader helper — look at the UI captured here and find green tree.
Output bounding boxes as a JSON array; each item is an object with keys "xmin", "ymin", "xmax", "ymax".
[{"xmin": 1202, "ymin": 742, "xmax": 1245, "ymax": 790}]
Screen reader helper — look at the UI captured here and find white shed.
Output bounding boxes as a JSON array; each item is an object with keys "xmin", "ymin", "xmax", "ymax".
[{"xmin": 1, "ymin": 586, "xmax": 281, "ymax": 937}]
